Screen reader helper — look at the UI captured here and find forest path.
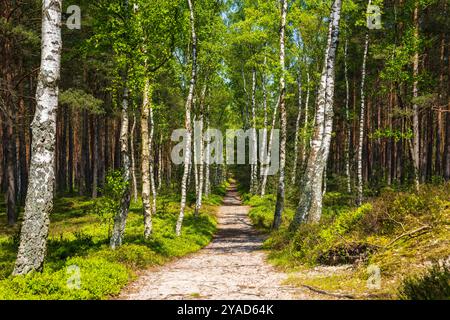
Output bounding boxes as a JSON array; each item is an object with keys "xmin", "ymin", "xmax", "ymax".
[{"xmin": 118, "ymin": 184, "xmax": 314, "ymax": 300}]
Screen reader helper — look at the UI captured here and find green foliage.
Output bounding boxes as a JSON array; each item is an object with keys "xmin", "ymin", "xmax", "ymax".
[
  {"xmin": 59, "ymin": 89, "xmax": 104, "ymax": 114},
  {"xmin": 91, "ymin": 170, "xmax": 128, "ymax": 238},
  {"xmin": 246, "ymin": 193, "xmax": 296, "ymax": 232},
  {"xmin": 0, "ymin": 257, "xmax": 129, "ymax": 300},
  {"xmin": 0, "ymin": 189, "xmax": 221, "ymax": 299},
  {"xmin": 399, "ymin": 263, "xmax": 450, "ymax": 300},
  {"xmin": 369, "ymin": 128, "xmax": 413, "ymax": 142}
]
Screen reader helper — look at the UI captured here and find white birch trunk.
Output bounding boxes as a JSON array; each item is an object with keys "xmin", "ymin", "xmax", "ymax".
[
  {"xmin": 291, "ymin": 71, "xmax": 303, "ymax": 185},
  {"xmin": 141, "ymin": 79, "xmax": 153, "ymax": 238},
  {"xmin": 149, "ymin": 93, "xmax": 157, "ymax": 216},
  {"xmin": 273, "ymin": 0, "xmax": 288, "ymax": 230},
  {"xmin": 411, "ymin": 3, "xmax": 421, "ymax": 190},
  {"xmin": 130, "ymin": 114, "xmax": 138, "ymax": 203},
  {"xmin": 176, "ymin": 0, "xmax": 197, "ymax": 236},
  {"xmin": 357, "ymin": 33, "xmax": 369, "ymax": 206},
  {"xmin": 13, "ymin": 0, "xmax": 62, "ymax": 275},
  {"xmin": 250, "ymin": 68, "xmax": 258, "ymax": 194},
  {"xmin": 195, "ymin": 85, "xmax": 206, "ymax": 216},
  {"xmin": 204, "ymin": 105, "xmax": 211, "ymax": 197},
  {"xmin": 300, "ymin": 71, "xmax": 310, "ymax": 162},
  {"xmin": 110, "ymin": 84, "xmax": 131, "ymax": 249},
  {"xmin": 344, "ymin": 39, "xmax": 352, "ymax": 193},
  {"xmin": 260, "ymin": 97, "xmax": 279, "ymax": 197},
  {"xmin": 158, "ymin": 135, "xmax": 162, "ymax": 191},
  {"xmin": 290, "ymin": 0, "xmax": 342, "ymax": 229}
]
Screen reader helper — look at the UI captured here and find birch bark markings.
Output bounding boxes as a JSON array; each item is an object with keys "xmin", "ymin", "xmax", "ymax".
[
  {"xmin": 411, "ymin": 2, "xmax": 421, "ymax": 190},
  {"xmin": 291, "ymin": 71, "xmax": 302, "ymax": 185},
  {"xmin": 344, "ymin": 39, "xmax": 352, "ymax": 193},
  {"xmin": 195, "ymin": 85, "xmax": 206, "ymax": 217},
  {"xmin": 110, "ymin": 85, "xmax": 131, "ymax": 249},
  {"xmin": 357, "ymin": 33, "xmax": 369, "ymax": 206},
  {"xmin": 142, "ymin": 79, "xmax": 153, "ymax": 238},
  {"xmin": 250, "ymin": 68, "xmax": 258, "ymax": 194},
  {"xmin": 176, "ymin": 0, "xmax": 197, "ymax": 236},
  {"xmin": 290, "ymin": 0, "xmax": 342, "ymax": 230},
  {"xmin": 13, "ymin": 0, "xmax": 62, "ymax": 275},
  {"xmin": 273, "ymin": 0, "xmax": 288, "ymax": 230}
]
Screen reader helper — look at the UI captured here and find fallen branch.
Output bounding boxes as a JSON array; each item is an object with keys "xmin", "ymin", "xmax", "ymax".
[
  {"xmin": 300, "ymin": 284, "xmax": 356, "ymax": 299},
  {"xmin": 386, "ymin": 225, "xmax": 431, "ymax": 248},
  {"xmin": 301, "ymin": 284, "xmax": 390, "ymax": 300}
]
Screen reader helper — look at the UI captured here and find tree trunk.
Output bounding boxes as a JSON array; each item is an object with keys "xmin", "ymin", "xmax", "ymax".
[
  {"xmin": 250, "ymin": 68, "xmax": 258, "ymax": 194},
  {"xmin": 110, "ymin": 84, "xmax": 131, "ymax": 249},
  {"xmin": 176, "ymin": 0, "xmax": 197, "ymax": 236},
  {"xmin": 141, "ymin": 79, "xmax": 153, "ymax": 238},
  {"xmin": 149, "ymin": 91, "xmax": 157, "ymax": 216},
  {"xmin": 13, "ymin": 0, "xmax": 62, "ymax": 274},
  {"xmin": 411, "ymin": 2, "xmax": 420, "ymax": 190},
  {"xmin": 130, "ymin": 114, "xmax": 138, "ymax": 202},
  {"xmin": 300, "ymin": 71, "xmax": 311, "ymax": 166},
  {"xmin": 290, "ymin": 0, "xmax": 342, "ymax": 230},
  {"xmin": 291, "ymin": 70, "xmax": 303, "ymax": 185},
  {"xmin": 92, "ymin": 116, "xmax": 99, "ymax": 198},
  {"xmin": 260, "ymin": 98, "xmax": 279, "ymax": 197},
  {"xmin": 357, "ymin": 33, "xmax": 369, "ymax": 206},
  {"xmin": 204, "ymin": 105, "xmax": 211, "ymax": 197},
  {"xmin": 195, "ymin": 84, "xmax": 207, "ymax": 217},
  {"xmin": 344, "ymin": 39, "xmax": 351, "ymax": 193},
  {"xmin": 273, "ymin": 0, "xmax": 288, "ymax": 230}
]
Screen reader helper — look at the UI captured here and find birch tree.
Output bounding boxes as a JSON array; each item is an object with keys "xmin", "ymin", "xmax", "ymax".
[
  {"xmin": 273, "ymin": 0, "xmax": 288, "ymax": 230},
  {"xmin": 410, "ymin": 1, "xmax": 420, "ymax": 190},
  {"xmin": 142, "ymin": 79, "xmax": 153, "ymax": 238},
  {"xmin": 357, "ymin": 32, "xmax": 369, "ymax": 206},
  {"xmin": 290, "ymin": 0, "xmax": 342, "ymax": 230},
  {"xmin": 176, "ymin": 0, "xmax": 197, "ymax": 236},
  {"xmin": 291, "ymin": 69, "xmax": 303, "ymax": 185},
  {"xmin": 344, "ymin": 39, "xmax": 352, "ymax": 193},
  {"xmin": 13, "ymin": 0, "xmax": 62, "ymax": 275},
  {"xmin": 250, "ymin": 68, "xmax": 258, "ymax": 194}
]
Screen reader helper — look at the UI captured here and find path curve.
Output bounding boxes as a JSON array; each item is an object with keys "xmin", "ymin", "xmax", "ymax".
[{"xmin": 119, "ymin": 185, "xmax": 312, "ymax": 300}]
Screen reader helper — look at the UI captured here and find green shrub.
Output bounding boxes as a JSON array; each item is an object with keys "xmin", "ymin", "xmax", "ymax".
[
  {"xmin": 91, "ymin": 170, "xmax": 128, "ymax": 239},
  {"xmin": 399, "ymin": 263, "xmax": 450, "ymax": 300},
  {"xmin": 0, "ymin": 257, "xmax": 130, "ymax": 300},
  {"xmin": 95, "ymin": 244, "xmax": 164, "ymax": 269}
]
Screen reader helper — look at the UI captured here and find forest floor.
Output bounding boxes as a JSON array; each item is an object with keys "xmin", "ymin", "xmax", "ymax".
[{"xmin": 119, "ymin": 185, "xmax": 321, "ymax": 300}]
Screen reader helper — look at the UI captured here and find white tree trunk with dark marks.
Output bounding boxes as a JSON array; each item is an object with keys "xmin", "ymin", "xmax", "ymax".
[
  {"xmin": 195, "ymin": 85, "xmax": 206, "ymax": 216},
  {"xmin": 411, "ymin": 2, "xmax": 421, "ymax": 190},
  {"xmin": 260, "ymin": 97, "xmax": 279, "ymax": 197},
  {"xmin": 204, "ymin": 105, "xmax": 211, "ymax": 197},
  {"xmin": 141, "ymin": 79, "xmax": 153, "ymax": 238},
  {"xmin": 13, "ymin": 0, "xmax": 62, "ymax": 275},
  {"xmin": 130, "ymin": 114, "xmax": 138, "ymax": 203},
  {"xmin": 176, "ymin": 0, "xmax": 197, "ymax": 236},
  {"xmin": 250, "ymin": 68, "xmax": 258, "ymax": 194},
  {"xmin": 290, "ymin": 0, "xmax": 342, "ymax": 229},
  {"xmin": 273, "ymin": 0, "xmax": 288, "ymax": 230},
  {"xmin": 344, "ymin": 39, "xmax": 351, "ymax": 193},
  {"xmin": 149, "ymin": 95, "xmax": 157, "ymax": 215},
  {"xmin": 158, "ymin": 135, "xmax": 162, "ymax": 191},
  {"xmin": 110, "ymin": 84, "xmax": 131, "ymax": 249},
  {"xmin": 357, "ymin": 33, "xmax": 369, "ymax": 206},
  {"xmin": 291, "ymin": 71, "xmax": 302, "ymax": 185},
  {"xmin": 300, "ymin": 71, "xmax": 310, "ymax": 163}
]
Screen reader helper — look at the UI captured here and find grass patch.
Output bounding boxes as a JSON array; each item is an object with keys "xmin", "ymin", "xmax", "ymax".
[{"xmin": 0, "ymin": 192, "xmax": 221, "ymax": 300}]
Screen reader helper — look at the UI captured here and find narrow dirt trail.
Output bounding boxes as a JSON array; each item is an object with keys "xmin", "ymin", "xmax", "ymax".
[{"xmin": 119, "ymin": 185, "xmax": 313, "ymax": 300}]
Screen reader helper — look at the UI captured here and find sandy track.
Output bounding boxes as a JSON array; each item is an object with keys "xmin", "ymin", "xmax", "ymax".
[{"xmin": 118, "ymin": 186, "xmax": 313, "ymax": 300}]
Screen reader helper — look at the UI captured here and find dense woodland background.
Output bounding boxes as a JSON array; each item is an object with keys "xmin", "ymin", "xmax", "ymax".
[{"xmin": 0, "ymin": 0, "xmax": 449, "ymax": 299}]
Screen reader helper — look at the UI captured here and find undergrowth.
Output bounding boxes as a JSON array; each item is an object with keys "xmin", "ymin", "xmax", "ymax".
[
  {"xmin": 246, "ymin": 183, "xmax": 450, "ymax": 298},
  {"xmin": 0, "ymin": 186, "xmax": 224, "ymax": 300}
]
